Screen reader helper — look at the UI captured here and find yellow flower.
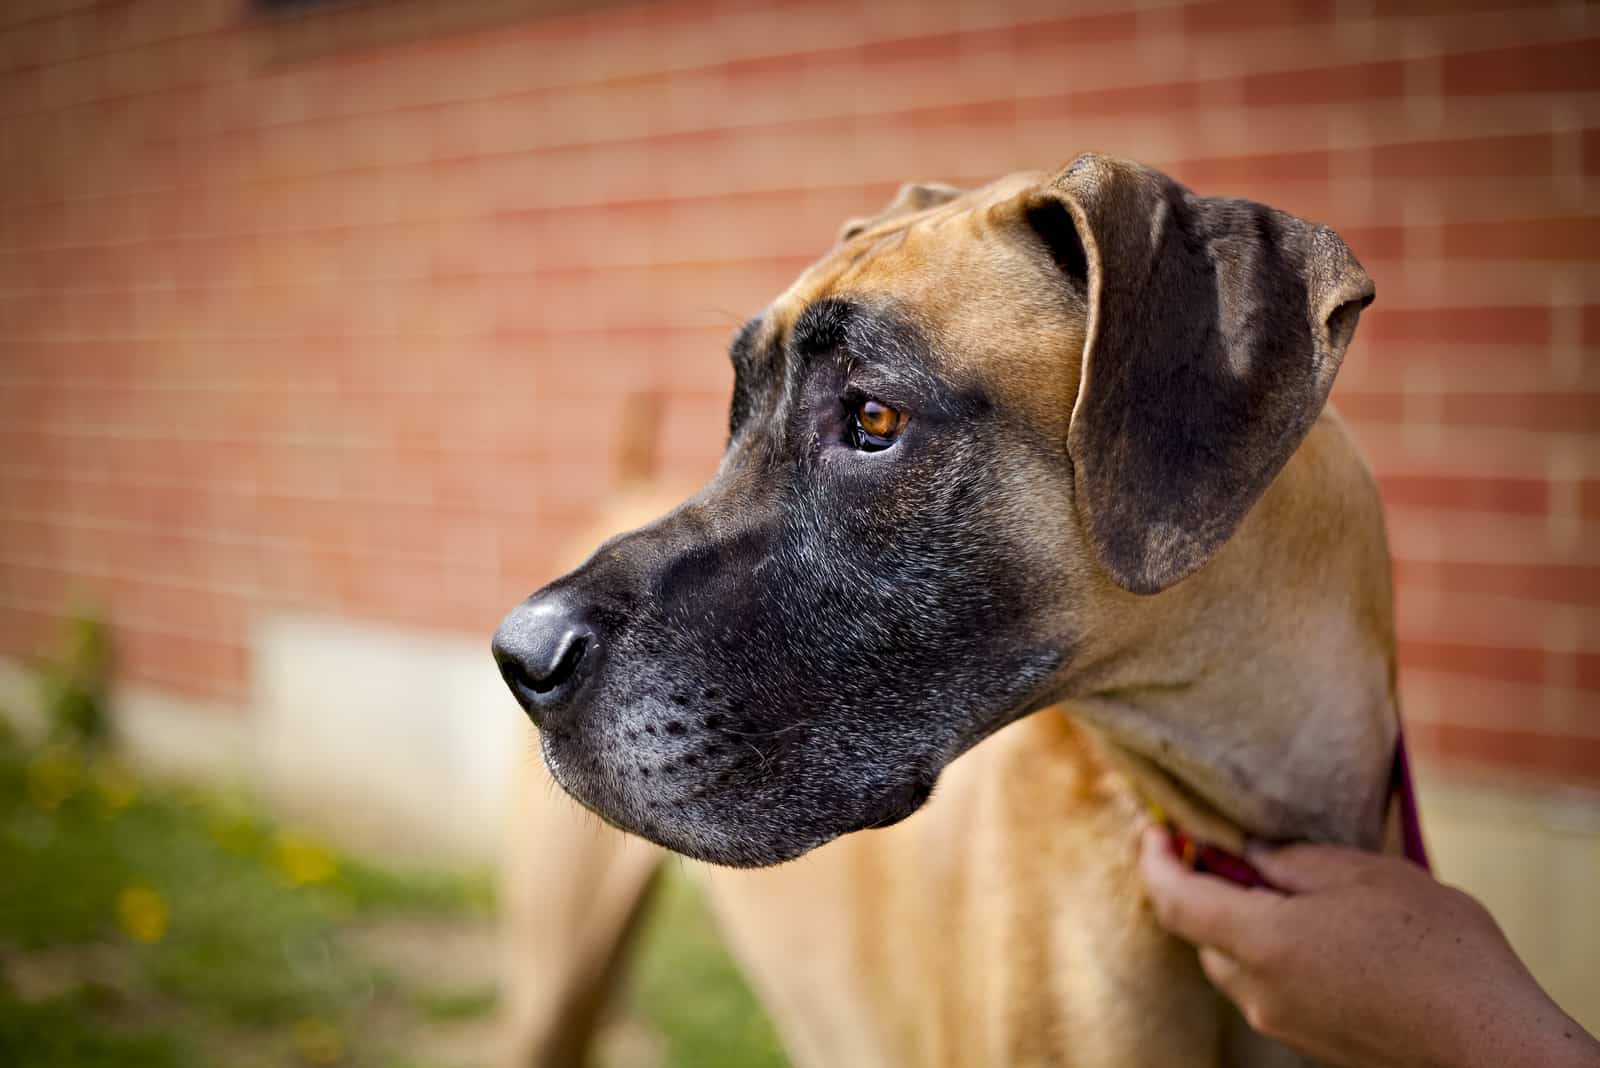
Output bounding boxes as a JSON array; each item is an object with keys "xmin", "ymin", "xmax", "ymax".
[
  {"xmin": 272, "ymin": 831, "xmax": 338, "ymax": 886},
  {"xmin": 116, "ymin": 885, "xmax": 168, "ymax": 943},
  {"xmin": 27, "ymin": 744, "xmax": 83, "ymax": 811},
  {"xmin": 291, "ymin": 1017, "xmax": 344, "ymax": 1064},
  {"xmin": 92, "ymin": 755, "xmax": 139, "ymax": 811}
]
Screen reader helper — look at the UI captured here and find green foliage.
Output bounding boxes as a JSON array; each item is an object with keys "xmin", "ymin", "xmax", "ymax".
[
  {"xmin": 34, "ymin": 611, "xmax": 113, "ymax": 749},
  {"xmin": 413, "ymin": 986, "xmax": 498, "ymax": 1021},
  {"xmin": 0, "ymin": 728, "xmax": 497, "ymax": 1066},
  {"xmin": 335, "ymin": 854, "xmax": 495, "ymax": 916},
  {"xmin": 0, "ymin": 723, "xmax": 793, "ymax": 1068},
  {"xmin": 0, "ymin": 988, "xmax": 187, "ymax": 1068}
]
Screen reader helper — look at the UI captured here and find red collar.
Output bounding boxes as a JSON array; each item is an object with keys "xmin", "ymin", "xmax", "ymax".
[{"xmin": 1162, "ymin": 731, "xmax": 1430, "ymax": 889}]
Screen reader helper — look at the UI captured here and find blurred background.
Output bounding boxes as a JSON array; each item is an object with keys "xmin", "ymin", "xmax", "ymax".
[{"xmin": 0, "ymin": 0, "xmax": 1595, "ymax": 1064}]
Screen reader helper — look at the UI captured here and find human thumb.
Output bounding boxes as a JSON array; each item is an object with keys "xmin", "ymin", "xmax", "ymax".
[{"xmin": 1243, "ymin": 841, "xmax": 1386, "ymax": 894}]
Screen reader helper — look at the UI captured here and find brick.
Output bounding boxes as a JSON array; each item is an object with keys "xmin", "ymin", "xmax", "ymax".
[
  {"xmin": 1385, "ymin": 508, "xmax": 1592, "ymax": 569},
  {"xmin": 1584, "ymin": 306, "xmax": 1600, "ymax": 347},
  {"xmin": 342, "ymin": 498, "xmax": 449, "ymax": 560},
  {"xmin": 1331, "ymin": 392, "xmax": 1408, "ymax": 423},
  {"xmin": 0, "ymin": 515, "xmax": 61, "ymax": 562},
  {"xmin": 1436, "ymin": 393, "xmax": 1600, "ymax": 433},
  {"xmin": 1359, "ymin": 306, "xmax": 1551, "ymax": 346},
  {"xmin": 1021, "ymin": 81, "xmax": 1200, "ymax": 121},
  {"xmin": 0, "ymin": 600, "xmax": 57, "ymax": 660},
  {"xmin": 0, "ymin": 558, "xmax": 72, "ymax": 609},
  {"xmin": 1399, "ymin": 638, "xmax": 1548, "ymax": 686},
  {"xmin": 1240, "ymin": 60, "xmax": 1407, "ymax": 108},
  {"xmin": 0, "ymin": 0, "xmax": 1595, "ymax": 787},
  {"xmin": 1397, "ymin": 560, "xmax": 1599, "ymax": 607},
  {"xmin": 1166, "ymin": 150, "xmax": 1332, "ymax": 191},
  {"xmin": 1181, "ymin": 0, "xmax": 1336, "ymax": 34},
  {"xmin": 1372, "ymin": 0, "xmax": 1558, "ymax": 14},
  {"xmin": 1348, "ymin": 423, "xmax": 1587, "ymax": 484},
  {"xmin": 1580, "ymin": 654, "xmax": 1600, "ymax": 693},
  {"xmin": 1400, "ymin": 585, "xmax": 1597, "ymax": 653},
  {"xmin": 1336, "ymin": 225, "xmax": 1406, "ymax": 264},
  {"xmin": 1413, "ymin": 722, "xmax": 1600, "ymax": 788},
  {"xmin": 1378, "ymin": 474, "xmax": 1548, "ymax": 515},
  {"xmin": 1375, "ymin": 271, "xmax": 1566, "ymax": 322},
  {"xmin": 1582, "ymin": 481, "xmax": 1600, "ymax": 521},
  {"xmin": 1343, "ymin": 342, "xmax": 1586, "ymax": 395},
  {"xmin": 1434, "ymin": 217, "xmax": 1600, "ymax": 262},
  {"xmin": 1343, "ymin": 391, "xmax": 1600, "ymax": 435},
  {"xmin": 115, "ymin": 624, "xmax": 248, "ymax": 701},
  {"xmin": 254, "ymin": 544, "xmax": 347, "ymax": 611},
  {"xmin": 1370, "ymin": 132, "xmax": 1559, "ymax": 181},
  {"xmin": 1441, "ymin": 38, "xmax": 1600, "ymax": 96}
]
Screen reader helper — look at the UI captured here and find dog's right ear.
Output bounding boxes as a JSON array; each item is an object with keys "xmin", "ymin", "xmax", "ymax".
[
  {"xmin": 1016, "ymin": 153, "xmax": 1374, "ymax": 595},
  {"xmin": 838, "ymin": 181, "xmax": 964, "ymax": 243}
]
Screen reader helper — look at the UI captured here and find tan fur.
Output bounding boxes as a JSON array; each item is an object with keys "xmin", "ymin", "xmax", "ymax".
[
  {"xmin": 704, "ymin": 712, "xmax": 1236, "ymax": 1068},
  {"xmin": 501, "ymin": 166, "xmax": 1396, "ymax": 1067}
]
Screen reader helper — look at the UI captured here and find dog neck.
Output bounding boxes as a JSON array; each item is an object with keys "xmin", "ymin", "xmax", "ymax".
[
  {"xmin": 1056, "ymin": 417, "xmax": 1400, "ymax": 851},
  {"xmin": 1064, "ymin": 633, "xmax": 1396, "ymax": 851}
]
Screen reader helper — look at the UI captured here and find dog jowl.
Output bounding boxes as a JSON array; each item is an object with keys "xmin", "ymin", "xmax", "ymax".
[{"xmin": 493, "ymin": 155, "xmax": 1375, "ymax": 867}]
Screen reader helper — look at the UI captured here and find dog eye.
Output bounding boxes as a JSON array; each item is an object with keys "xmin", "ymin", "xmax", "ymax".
[{"xmin": 849, "ymin": 399, "xmax": 908, "ymax": 452}]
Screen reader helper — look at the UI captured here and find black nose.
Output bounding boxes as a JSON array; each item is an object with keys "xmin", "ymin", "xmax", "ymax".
[{"xmin": 492, "ymin": 592, "xmax": 604, "ymax": 731}]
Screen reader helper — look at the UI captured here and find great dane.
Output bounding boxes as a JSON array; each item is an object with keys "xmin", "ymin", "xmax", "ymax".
[{"xmin": 494, "ymin": 153, "xmax": 1392, "ymax": 1067}]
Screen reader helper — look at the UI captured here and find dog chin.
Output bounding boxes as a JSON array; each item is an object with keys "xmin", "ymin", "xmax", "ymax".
[{"xmin": 538, "ymin": 732, "xmax": 937, "ymax": 868}]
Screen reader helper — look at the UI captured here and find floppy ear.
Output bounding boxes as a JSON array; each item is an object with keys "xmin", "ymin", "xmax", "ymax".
[
  {"xmin": 838, "ymin": 181, "xmax": 964, "ymax": 243},
  {"xmin": 1024, "ymin": 153, "xmax": 1375, "ymax": 595}
]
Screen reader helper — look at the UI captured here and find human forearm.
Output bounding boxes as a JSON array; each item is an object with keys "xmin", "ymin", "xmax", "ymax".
[{"xmin": 1138, "ymin": 828, "xmax": 1600, "ymax": 1068}]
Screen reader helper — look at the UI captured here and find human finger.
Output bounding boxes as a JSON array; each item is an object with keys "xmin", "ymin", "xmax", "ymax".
[{"xmin": 1139, "ymin": 826, "xmax": 1269, "ymax": 954}]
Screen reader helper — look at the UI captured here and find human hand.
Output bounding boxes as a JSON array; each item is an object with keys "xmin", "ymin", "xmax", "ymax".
[{"xmin": 1138, "ymin": 826, "xmax": 1600, "ymax": 1068}]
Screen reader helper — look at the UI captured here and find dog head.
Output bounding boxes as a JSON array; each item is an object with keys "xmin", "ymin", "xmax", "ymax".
[{"xmin": 493, "ymin": 154, "xmax": 1375, "ymax": 866}]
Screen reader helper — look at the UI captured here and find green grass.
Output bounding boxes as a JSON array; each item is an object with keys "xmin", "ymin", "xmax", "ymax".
[
  {"xmin": 0, "ymin": 719, "xmax": 790, "ymax": 1067},
  {"xmin": 0, "ymin": 986, "xmax": 187, "ymax": 1068},
  {"xmin": 0, "ymin": 728, "xmax": 497, "ymax": 1068},
  {"xmin": 626, "ymin": 868, "xmax": 789, "ymax": 1068},
  {"xmin": 413, "ymin": 987, "xmax": 498, "ymax": 1022}
]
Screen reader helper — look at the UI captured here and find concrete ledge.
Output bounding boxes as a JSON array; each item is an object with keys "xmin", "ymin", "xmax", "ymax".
[
  {"xmin": 252, "ymin": 612, "xmax": 526, "ymax": 863},
  {"xmin": 0, "ymin": 658, "xmax": 43, "ymax": 737}
]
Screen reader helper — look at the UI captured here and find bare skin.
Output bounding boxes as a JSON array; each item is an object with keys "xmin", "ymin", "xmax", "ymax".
[{"xmin": 1139, "ymin": 826, "xmax": 1600, "ymax": 1068}]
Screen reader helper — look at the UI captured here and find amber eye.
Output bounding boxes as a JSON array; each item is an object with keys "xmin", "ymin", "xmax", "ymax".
[{"xmin": 850, "ymin": 399, "xmax": 908, "ymax": 451}]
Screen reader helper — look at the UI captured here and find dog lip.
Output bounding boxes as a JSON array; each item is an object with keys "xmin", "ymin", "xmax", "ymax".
[
  {"xmin": 538, "ymin": 732, "xmax": 652, "ymax": 834},
  {"xmin": 539, "ymin": 731, "xmax": 570, "ymax": 779},
  {"xmin": 535, "ymin": 739, "xmax": 937, "ymax": 866},
  {"xmin": 848, "ymin": 772, "xmax": 937, "ymax": 832}
]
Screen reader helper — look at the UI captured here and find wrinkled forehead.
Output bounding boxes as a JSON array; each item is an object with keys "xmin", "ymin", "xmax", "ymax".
[
  {"xmin": 754, "ymin": 171, "xmax": 1044, "ymax": 349},
  {"xmin": 733, "ymin": 169, "xmax": 1082, "ymax": 429}
]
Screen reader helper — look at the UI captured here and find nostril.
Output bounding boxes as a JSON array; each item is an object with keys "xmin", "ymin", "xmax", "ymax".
[
  {"xmin": 493, "ymin": 624, "xmax": 594, "ymax": 702},
  {"xmin": 530, "ymin": 633, "xmax": 587, "ymax": 693},
  {"xmin": 496, "ymin": 654, "xmax": 537, "ymax": 698}
]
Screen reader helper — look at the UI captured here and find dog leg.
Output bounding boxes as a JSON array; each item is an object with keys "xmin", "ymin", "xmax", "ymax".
[{"xmin": 498, "ymin": 754, "xmax": 663, "ymax": 1068}]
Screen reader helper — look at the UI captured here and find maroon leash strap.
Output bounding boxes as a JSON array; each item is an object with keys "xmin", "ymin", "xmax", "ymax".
[
  {"xmin": 1167, "ymin": 825, "xmax": 1274, "ymax": 889},
  {"xmin": 1167, "ymin": 730, "xmax": 1429, "ymax": 889},
  {"xmin": 1391, "ymin": 729, "xmax": 1431, "ymax": 872}
]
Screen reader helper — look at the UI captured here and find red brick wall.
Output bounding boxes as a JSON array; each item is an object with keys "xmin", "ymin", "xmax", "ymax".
[{"xmin": 0, "ymin": 0, "xmax": 1595, "ymax": 785}]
